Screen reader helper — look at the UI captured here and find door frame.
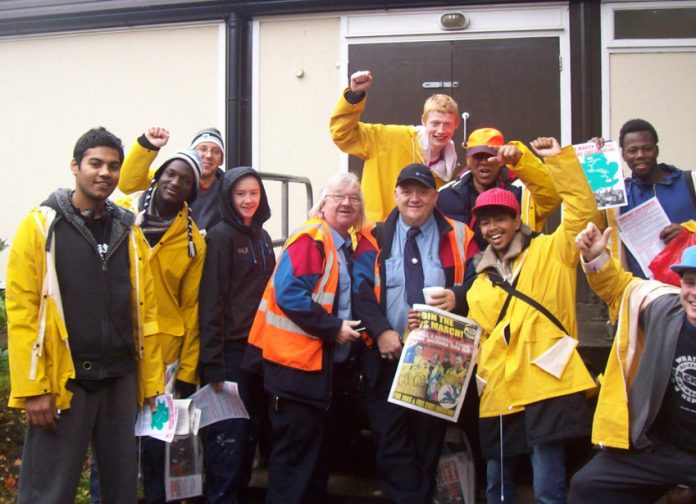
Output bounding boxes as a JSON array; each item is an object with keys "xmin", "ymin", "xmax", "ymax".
[{"xmin": 337, "ymin": 2, "xmax": 571, "ymax": 170}]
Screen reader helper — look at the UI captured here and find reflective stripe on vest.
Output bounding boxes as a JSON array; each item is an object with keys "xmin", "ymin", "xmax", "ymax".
[
  {"xmin": 447, "ymin": 218, "xmax": 470, "ymax": 285},
  {"xmin": 248, "ymin": 219, "xmax": 338, "ymax": 372}
]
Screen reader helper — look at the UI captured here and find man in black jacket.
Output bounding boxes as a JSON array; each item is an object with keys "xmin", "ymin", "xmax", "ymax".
[{"xmin": 353, "ymin": 164, "xmax": 473, "ymax": 503}]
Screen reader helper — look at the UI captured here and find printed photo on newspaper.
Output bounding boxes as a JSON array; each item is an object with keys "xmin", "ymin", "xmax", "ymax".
[
  {"xmin": 165, "ymin": 434, "xmax": 204, "ymax": 501},
  {"xmin": 573, "ymin": 140, "xmax": 627, "ymax": 210},
  {"xmin": 388, "ymin": 304, "xmax": 481, "ymax": 422}
]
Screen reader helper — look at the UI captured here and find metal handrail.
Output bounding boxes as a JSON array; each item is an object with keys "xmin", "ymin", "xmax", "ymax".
[{"xmin": 259, "ymin": 172, "xmax": 314, "ymax": 247}]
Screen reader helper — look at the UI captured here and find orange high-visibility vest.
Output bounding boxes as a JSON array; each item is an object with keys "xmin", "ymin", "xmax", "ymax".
[{"xmin": 248, "ymin": 219, "xmax": 338, "ymax": 372}]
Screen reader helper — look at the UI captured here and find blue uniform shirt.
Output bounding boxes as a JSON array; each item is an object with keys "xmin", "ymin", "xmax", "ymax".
[
  {"xmin": 385, "ymin": 214, "xmax": 445, "ymax": 339},
  {"xmin": 330, "ymin": 226, "xmax": 354, "ymax": 362}
]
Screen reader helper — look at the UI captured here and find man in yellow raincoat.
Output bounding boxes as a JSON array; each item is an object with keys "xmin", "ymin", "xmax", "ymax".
[
  {"xmin": 569, "ymin": 223, "xmax": 696, "ymax": 503},
  {"xmin": 6, "ymin": 127, "xmax": 164, "ymax": 503}
]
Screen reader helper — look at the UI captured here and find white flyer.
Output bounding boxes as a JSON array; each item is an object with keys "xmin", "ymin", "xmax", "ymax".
[
  {"xmin": 615, "ymin": 197, "xmax": 671, "ymax": 277},
  {"xmin": 190, "ymin": 382, "xmax": 249, "ymax": 429},
  {"xmin": 135, "ymin": 393, "xmax": 178, "ymax": 443}
]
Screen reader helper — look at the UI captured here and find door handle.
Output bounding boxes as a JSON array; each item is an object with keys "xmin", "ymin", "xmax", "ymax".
[
  {"xmin": 461, "ymin": 112, "xmax": 470, "ymax": 147},
  {"xmin": 422, "ymin": 81, "xmax": 459, "ymax": 89}
]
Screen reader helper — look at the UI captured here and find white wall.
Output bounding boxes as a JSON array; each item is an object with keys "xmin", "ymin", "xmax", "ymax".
[
  {"xmin": 0, "ymin": 23, "xmax": 224, "ymax": 279},
  {"xmin": 254, "ymin": 15, "xmax": 342, "ymax": 240},
  {"xmin": 609, "ymin": 51, "xmax": 696, "ymax": 172}
]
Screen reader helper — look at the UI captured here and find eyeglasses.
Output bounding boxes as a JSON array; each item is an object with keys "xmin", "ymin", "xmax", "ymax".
[
  {"xmin": 327, "ymin": 194, "xmax": 362, "ymax": 205},
  {"xmin": 195, "ymin": 146, "xmax": 223, "ymax": 157}
]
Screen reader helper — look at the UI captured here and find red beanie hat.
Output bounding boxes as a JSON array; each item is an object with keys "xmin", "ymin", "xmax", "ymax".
[{"xmin": 472, "ymin": 188, "xmax": 520, "ymax": 217}]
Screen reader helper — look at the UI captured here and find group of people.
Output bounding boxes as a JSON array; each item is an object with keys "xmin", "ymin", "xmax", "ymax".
[{"xmin": 5, "ymin": 66, "xmax": 696, "ymax": 504}]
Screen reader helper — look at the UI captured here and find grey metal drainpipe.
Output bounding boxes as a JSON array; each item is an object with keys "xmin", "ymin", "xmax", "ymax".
[{"xmin": 226, "ymin": 12, "xmax": 244, "ymax": 169}]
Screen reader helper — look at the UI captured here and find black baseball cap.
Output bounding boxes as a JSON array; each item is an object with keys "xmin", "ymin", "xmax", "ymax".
[{"xmin": 396, "ymin": 163, "xmax": 436, "ymax": 189}]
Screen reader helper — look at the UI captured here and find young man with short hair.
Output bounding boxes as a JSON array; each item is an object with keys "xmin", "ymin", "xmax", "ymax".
[
  {"xmin": 604, "ymin": 118, "xmax": 696, "ymax": 277},
  {"xmin": 465, "ymin": 138, "xmax": 597, "ymax": 504},
  {"xmin": 116, "ymin": 128, "xmax": 206, "ymax": 503},
  {"xmin": 330, "ymin": 70, "xmax": 460, "ymax": 222},
  {"xmin": 6, "ymin": 127, "xmax": 164, "ymax": 503}
]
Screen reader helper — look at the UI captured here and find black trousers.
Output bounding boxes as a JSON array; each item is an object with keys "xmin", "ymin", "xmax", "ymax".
[
  {"xmin": 569, "ymin": 441, "xmax": 696, "ymax": 504},
  {"xmin": 365, "ymin": 359, "xmax": 447, "ymax": 504},
  {"xmin": 265, "ymin": 396, "xmax": 329, "ymax": 504}
]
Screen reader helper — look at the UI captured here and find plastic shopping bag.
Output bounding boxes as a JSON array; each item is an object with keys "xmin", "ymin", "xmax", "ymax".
[{"xmin": 649, "ymin": 227, "xmax": 696, "ymax": 286}]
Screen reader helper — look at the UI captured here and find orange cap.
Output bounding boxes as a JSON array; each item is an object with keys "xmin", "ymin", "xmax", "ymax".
[{"xmin": 466, "ymin": 128, "xmax": 505, "ymax": 156}]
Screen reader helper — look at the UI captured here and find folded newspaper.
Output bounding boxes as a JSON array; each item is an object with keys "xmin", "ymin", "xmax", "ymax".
[{"xmin": 388, "ymin": 304, "xmax": 481, "ymax": 422}]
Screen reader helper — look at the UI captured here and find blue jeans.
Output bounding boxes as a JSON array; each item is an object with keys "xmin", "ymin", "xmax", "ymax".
[{"xmin": 486, "ymin": 441, "xmax": 566, "ymax": 504}]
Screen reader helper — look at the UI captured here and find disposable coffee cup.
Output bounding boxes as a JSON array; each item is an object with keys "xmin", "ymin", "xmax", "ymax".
[{"xmin": 423, "ymin": 286, "xmax": 445, "ymax": 304}]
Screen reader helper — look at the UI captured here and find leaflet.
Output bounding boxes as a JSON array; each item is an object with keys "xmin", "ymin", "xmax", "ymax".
[
  {"xmin": 615, "ymin": 197, "xmax": 670, "ymax": 277},
  {"xmin": 190, "ymin": 382, "xmax": 249, "ymax": 429},
  {"xmin": 135, "ymin": 393, "xmax": 178, "ymax": 443},
  {"xmin": 573, "ymin": 140, "xmax": 627, "ymax": 210},
  {"xmin": 165, "ymin": 435, "xmax": 204, "ymax": 501}
]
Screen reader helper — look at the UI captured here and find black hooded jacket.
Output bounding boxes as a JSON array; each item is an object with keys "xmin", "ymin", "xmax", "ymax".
[{"xmin": 198, "ymin": 167, "xmax": 275, "ymax": 385}]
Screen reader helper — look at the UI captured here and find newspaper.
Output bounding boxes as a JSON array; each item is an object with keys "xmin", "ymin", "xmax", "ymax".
[
  {"xmin": 435, "ymin": 429, "xmax": 476, "ymax": 504},
  {"xmin": 573, "ymin": 140, "xmax": 627, "ymax": 210},
  {"xmin": 165, "ymin": 434, "xmax": 203, "ymax": 501},
  {"xmin": 174, "ymin": 399, "xmax": 201, "ymax": 437},
  {"xmin": 615, "ymin": 198, "xmax": 671, "ymax": 277},
  {"xmin": 164, "ymin": 360, "xmax": 179, "ymax": 395},
  {"xmin": 190, "ymin": 382, "xmax": 249, "ymax": 429},
  {"xmin": 388, "ymin": 305, "xmax": 481, "ymax": 422}
]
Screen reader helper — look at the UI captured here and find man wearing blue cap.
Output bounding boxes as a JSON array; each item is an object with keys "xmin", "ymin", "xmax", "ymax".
[
  {"xmin": 353, "ymin": 163, "xmax": 475, "ymax": 503},
  {"xmin": 570, "ymin": 222, "xmax": 696, "ymax": 504}
]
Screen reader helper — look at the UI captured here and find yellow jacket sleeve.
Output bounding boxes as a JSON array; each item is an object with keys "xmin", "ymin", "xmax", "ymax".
[
  {"xmin": 547, "ymin": 146, "xmax": 599, "ymax": 266},
  {"xmin": 329, "ymin": 87, "xmax": 415, "ymax": 161},
  {"xmin": 175, "ymin": 237, "xmax": 206, "ymax": 385},
  {"xmin": 6, "ymin": 212, "xmax": 52, "ymax": 401},
  {"xmin": 583, "ymin": 253, "xmax": 638, "ymax": 323},
  {"xmin": 132, "ymin": 226, "xmax": 164, "ymax": 405},
  {"xmin": 508, "ymin": 141, "xmax": 561, "ymax": 232},
  {"xmin": 118, "ymin": 139, "xmax": 159, "ymax": 194}
]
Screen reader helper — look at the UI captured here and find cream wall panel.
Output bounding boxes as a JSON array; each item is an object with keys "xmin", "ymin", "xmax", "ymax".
[
  {"xmin": 609, "ymin": 52, "xmax": 696, "ymax": 173},
  {"xmin": 257, "ymin": 16, "xmax": 341, "ymax": 240},
  {"xmin": 0, "ymin": 24, "xmax": 223, "ymax": 279}
]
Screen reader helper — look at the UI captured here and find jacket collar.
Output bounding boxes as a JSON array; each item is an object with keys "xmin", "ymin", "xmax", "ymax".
[
  {"xmin": 628, "ymin": 163, "xmax": 683, "ymax": 188},
  {"xmin": 474, "ymin": 224, "xmax": 535, "ymax": 280},
  {"xmin": 43, "ymin": 188, "xmax": 133, "ymax": 253}
]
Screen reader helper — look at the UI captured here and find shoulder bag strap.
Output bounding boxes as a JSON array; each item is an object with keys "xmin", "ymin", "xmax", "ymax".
[{"xmin": 489, "ymin": 271, "xmax": 568, "ymax": 334}]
